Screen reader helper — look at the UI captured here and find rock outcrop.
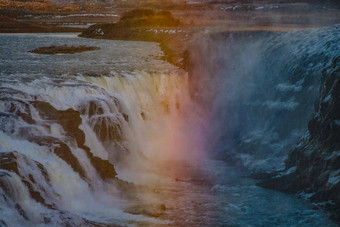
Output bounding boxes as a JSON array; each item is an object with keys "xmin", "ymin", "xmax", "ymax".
[
  {"xmin": 79, "ymin": 8, "xmax": 180, "ymax": 41},
  {"xmin": 79, "ymin": 8, "xmax": 187, "ymax": 68},
  {"xmin": 33, "ymin": 101, "xmax": 117, "ymax": 180},
  {"xmin": 29, "ymin": 45, "xmax": 99, "ymax": 55}
]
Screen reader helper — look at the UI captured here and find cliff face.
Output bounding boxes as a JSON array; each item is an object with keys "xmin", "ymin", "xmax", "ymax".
[
  {"xmin": 259, "ymin": 57, "xmax": 340, "ymax": 222},
  {"xmin": 186, "ymin": 26, "xmax": 340, "ymax": 173},
  {"xmin": 184, "ymin": 26, "xmax": 340, "ymax": 222}
]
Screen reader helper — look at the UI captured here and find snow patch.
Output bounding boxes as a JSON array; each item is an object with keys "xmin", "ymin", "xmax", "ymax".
[
  {"xmin": 93, "ymin": 28, "xmax": 104, "ymax": 36},
  {"xmin": 276, "ymin": 83, "xmax": 302, "ymax": 92},
  {"xmin": 146, "ymin": 29, "xmax": 184, "ymax": 34},
  {"xmin": 327, "ymin": 169, "xmax": 340, "ymax": 185},
  {"xmin": 323, "ymin": 94, "xmax": 332, "ymax": 103},
  {"xmin": 297, "ymin": 192, "xmax": 314, "ymax": 200},
  {"xmin": 324, "ymin": 150, "xmax": 340, "ymax": 160},
  {"xmin": 274, "ymin": 166, "xmax": 296, "ymax": 178},
  {"xmin": 220, "ymin": 6, "xmax": 241, "ymax": 11},
  {"xmin": 263, "ymin": 99, "xmax": 299, "ymax": 110}
]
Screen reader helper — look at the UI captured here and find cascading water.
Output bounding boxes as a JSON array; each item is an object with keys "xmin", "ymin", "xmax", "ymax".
[
  {"xmin": 0, "ymin": 33, "xmax": 206, "ymax": 226},
  {"xmin": 188, "ymin": 25, "xmax": 340, "ymax": 173},
  {"xmin": 0, "ymin": 32, "xmax": 338, "ymax": 226}
]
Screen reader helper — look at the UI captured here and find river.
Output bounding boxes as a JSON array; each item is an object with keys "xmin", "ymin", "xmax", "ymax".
[{"xmin": 0, "ymin": 33, "xmax": 337, "ymax": 226}]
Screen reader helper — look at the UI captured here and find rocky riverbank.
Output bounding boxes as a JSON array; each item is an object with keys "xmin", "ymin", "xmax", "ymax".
[
  {"xmin": 79, "ymin": 8, "xmax": 193, "ymax": 69},
  {"xmin": 258, "ymin": 57, "xmax": 340, "ymax": 223}
]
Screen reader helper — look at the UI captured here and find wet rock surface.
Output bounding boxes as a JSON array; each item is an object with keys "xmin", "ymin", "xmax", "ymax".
[
  {"xmin": 258, "ymin": 57, "xmax": 340, "ymax": 223},
  {"xmin": 28, "ymin": 136, "xmax": 87, "ymax": 180},
  {"xmin": 0, "ymin": 152, "xmax": 19, "ymax": 174},
  {"xmin": 32, "ymin": 101, "xmax": 117, "ymax": 180},
  {"xmin": 0, "ymin": 151, "xmax": 55, "ymax": 209}
]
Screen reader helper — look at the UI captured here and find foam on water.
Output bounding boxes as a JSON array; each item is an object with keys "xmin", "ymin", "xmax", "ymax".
[
  {"xmin": 0, "ymin": 33, "xmax": 205, "ymax": 226},
  {"xmin": 0, "ymin": 32, "xmax": 338, "ymax": 226}
]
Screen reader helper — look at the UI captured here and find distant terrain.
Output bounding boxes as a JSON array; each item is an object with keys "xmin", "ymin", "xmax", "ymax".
[
  {"xmin": 0, "ymin": 14, "xmax": 82, "ymax": 32},
  {"xmin": 1, "ymin": 0, "xmax": 339, "ymax": 34}
]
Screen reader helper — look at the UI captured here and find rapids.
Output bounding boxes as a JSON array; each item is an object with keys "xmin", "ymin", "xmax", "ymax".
[{"xmin": 0, "ymin": 33, "xmax": 338, "ymax": 226}]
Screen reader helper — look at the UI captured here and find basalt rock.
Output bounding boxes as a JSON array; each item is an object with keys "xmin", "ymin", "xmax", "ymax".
[
  {"xmin": 32, "ymin": 101, "xmax": 117, "ymax": 180},
  {"xmin": 87, "ymin": 154, "xmax": 117, "ymax": 180},
  {"xmin": 0, "ymin": 151, "xmax": 55, "ymax": 209},
  {"xmin": 90, "ymin": 116, "xmax": 123, "ymax": 142},
  {"xmin": 79, "ymin": 100, "xmax": 105, "ymax": 117},
  {"xmin": 28, "ymin": 136, "xmax": 87, "ymax": 180},
  {"xmin": 258, "ymin": 57, "xmax": 340, "ymax": 223},
  {"xmin": 0, "ymin": 97, "xmax": 34, "ymax": 125},
  {"xmin": 0, "ymin": 152, "xmax": 19, "ymax": 174}
]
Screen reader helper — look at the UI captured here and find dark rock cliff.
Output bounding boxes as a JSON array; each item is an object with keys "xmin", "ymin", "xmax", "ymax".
[
  {"xmin": 258, "ymin": 56, "xmax": 340, "ymax": 222},
  {"xmin": 185, "ymin": 26, "xmax": 340, "ymax": 173}
]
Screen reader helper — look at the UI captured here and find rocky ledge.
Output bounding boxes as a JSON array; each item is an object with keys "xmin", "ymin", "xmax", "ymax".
[
  {"xmin": 258, "ymin": 56, "xmax": 340, "ymax": 223},
  {"xmin": 29, "ymin": 45, "xmax": 99, "ymax": 55}
]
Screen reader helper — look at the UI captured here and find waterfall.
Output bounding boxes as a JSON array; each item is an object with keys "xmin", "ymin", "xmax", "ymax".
[
  {"xmin": 1, "ymin": 26, "xmax": 339, "ymax": 226},
  {"xmin": 188, "ymin": 25, "xmax": 340, "ymax": 172},
  {"xmin": 0, "ymin": 67, "xmax": 205, "ymax": 225}
]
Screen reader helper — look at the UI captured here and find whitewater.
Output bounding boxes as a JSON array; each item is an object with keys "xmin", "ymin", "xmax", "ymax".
[{"xmin": 0, "ymin": 33, "xmax": 338, "ymax": 226}]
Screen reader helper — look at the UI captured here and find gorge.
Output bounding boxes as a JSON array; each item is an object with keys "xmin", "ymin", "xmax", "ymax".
[{"xmin": 0, "ymin": 13, "xmax": 339, "ymax": 227}]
